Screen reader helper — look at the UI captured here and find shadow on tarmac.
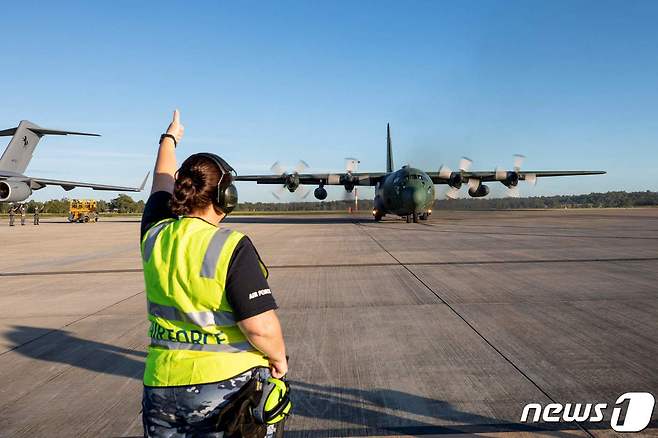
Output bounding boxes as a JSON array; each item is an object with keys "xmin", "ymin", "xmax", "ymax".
[
  {"xmin": 8, "ymin": 326, "xmax": 590, "ymax": 437},
  {"xmin": 286, "ymin": 380, "xmax": 588, "ymax": 437},
  {"xmin": 7, "ymin": 325, "xmax": 145, "ymax": 380}
]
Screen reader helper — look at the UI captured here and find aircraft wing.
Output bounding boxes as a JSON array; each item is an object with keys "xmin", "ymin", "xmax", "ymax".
[
  {"xmin": 428, "ymin": 170, "xmax": 606, "ymax": 184},
  {"xmin": 236, "ymin": 172, "xmax": 387, "ymax": 186},
  {"xmin": 25, "ymin": 172, "xmax": 149, "ymax": 192}
]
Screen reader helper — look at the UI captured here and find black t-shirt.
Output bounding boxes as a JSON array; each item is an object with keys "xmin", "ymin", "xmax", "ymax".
[{"xmin": 141, "ymin": 192, "xmax": 277, "ymax": 321}]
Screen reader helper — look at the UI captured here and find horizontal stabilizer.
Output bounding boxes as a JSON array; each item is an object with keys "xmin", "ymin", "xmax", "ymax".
[
  {"xmin": 1, "ymin": 120, "xmax": 103, "ymax": 175},
  {"xmin": 28, "ymin": 127, "xmax": 100, "ymax": 137},
  {"xmin": 0, "ymin": 127, "xmax": 18, "ymax": 137}
]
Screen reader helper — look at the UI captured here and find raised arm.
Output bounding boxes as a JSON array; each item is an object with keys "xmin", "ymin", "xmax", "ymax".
[{"xmin": 151, "ymin": 110, "xmax": 185, "ymax": 194}]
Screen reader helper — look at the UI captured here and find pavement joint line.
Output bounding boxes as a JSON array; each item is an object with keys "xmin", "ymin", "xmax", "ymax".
[
  {"xmin": 354, "ymin": 220, "xmax": 597, "ymax": 438},
  {"xmin": 269, "ymin": 257, "xmax": 658, "ymax": 268},
  {"xmin": 2, "ymin": 256, "xmax": 657, "ymax": 277},
  {"xmin": 280, "ymin": 294, "xmax": 655, "ymax": 310},
  {"xmin": 0, "ymin": 289, "xmax": 145, "ymax": 358},
  {"xmin": 0, "ymin": 268, "xmax": 145, "ymax": 277},
  {"xmin": 368, "ymin": 221, "xmax": 658, "ymax": 240}
]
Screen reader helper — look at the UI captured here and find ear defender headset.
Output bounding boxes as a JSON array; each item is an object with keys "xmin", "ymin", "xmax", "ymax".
[
  {"xmin": 252, "ymin": 377, "xmax": 293, "ymax": 425},
  {"xmin": 193, "ymin": 152, "xmax": 238, "ymax": 214}
]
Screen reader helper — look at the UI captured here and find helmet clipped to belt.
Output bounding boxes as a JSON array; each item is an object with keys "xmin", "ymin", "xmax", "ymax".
[{"xmin": 253, "ymin": 377, "xmax": 292, "ymax": 425}]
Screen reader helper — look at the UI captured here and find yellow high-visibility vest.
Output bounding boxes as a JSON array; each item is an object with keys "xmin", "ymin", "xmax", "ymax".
[{"xmin": 141, "ymin": 217, "xmax": 269, "ymax": 386}]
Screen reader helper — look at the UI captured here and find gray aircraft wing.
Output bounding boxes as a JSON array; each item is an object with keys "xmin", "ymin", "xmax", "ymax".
[
  {"xmin": 25, "ymin": 172, "xmax": 149, "ymax": 192},
  {"xmin": 428, "ymin": 170, "xmax": 606, "ymax": 184},
  {"xmin": 236, "ymin": 172, "xmax": 387, "ymax": 187}
]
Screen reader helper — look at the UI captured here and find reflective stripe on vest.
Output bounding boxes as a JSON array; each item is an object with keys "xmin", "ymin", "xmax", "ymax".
[
  {"xmin": 142, "ymin": 219, "xmax": 174, "ymax": 262},
  {"xmin": 200, "ymin": 228, "xmax": 232, "ymax": 278},
  {"xmin": 141, "ymin": 217, "xmax": 269, "ymax": 387},
  {"xmin": 150, "ymin": 338, "xmax": 255, "ymax": 353},
  {"xmin": 147, "ymin": 300, "xmax": 235, "ymax": 327}
]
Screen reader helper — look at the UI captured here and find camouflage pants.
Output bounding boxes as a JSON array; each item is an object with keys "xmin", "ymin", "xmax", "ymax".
[{"xmin": 142, "ymin": 368, "xmax": 278, "ymax": 438}]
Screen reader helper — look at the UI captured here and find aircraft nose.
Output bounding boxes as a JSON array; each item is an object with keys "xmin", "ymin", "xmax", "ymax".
[{"xmin": 402, "ymin": 187, "xmax": 426, "ymax": 211}]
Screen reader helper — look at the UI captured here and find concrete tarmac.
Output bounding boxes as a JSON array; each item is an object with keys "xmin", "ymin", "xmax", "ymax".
[{"xmin": 0, "ymin": 209, "xmax": 656, "ymax": 437}]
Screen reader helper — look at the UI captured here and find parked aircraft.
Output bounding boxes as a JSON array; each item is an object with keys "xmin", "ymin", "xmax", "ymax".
[{"xmin": 0, "ymin": 120, "xmax": 147, "ymax": 203}]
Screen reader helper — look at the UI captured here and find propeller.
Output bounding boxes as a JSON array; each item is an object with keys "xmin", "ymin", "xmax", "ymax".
[
  {"xmin": 297, "ymin": 185, "xmax": 311, "ymax": 199},
  {"xmin": 446, "ymin": 186, "xmax": 460, "ymax": 199},
  {"xmin": 438, "ymin": 165, "xmax": 452, "ymax": 179},
  {"xmin": 341, "ymin": 157, "xmax": 361, "ymax": 193},
  {"xmin": 459, "ymin": 157, "xmax": 473, "ymax": 172},
  {"xmin": 269, "ymin": 160, "xmax": 310, "ymax": 199},
  {"xmin": 441, "ymin": 156, "xmax": 473, "ymax": 199},
  {"xmin": 494, "ymin": 154, "xmax": 537, "ymax": 197},
  {"xmin": 513, "ymin": 154, "xmax": 525, "ymax": 172},
  {"xmin": 467, "ymin": 178, "xmax": 480, "ymax": 192},
  {"xmin": 270, "ymin": 161, "xmax": 286, "ymax": 177}
]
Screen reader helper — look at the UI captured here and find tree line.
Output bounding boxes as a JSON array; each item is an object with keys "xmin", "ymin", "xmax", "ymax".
[
  {"xmin": 1, "ymin": 191, "xmax": 656, "ymax": 214},
  {"xmin": 237, "ymin": 191, "xmax": 658, "ymax": 211},
  {"xmin": 0, "ymin": 194, "xmax": 144, "ymax": 214}
]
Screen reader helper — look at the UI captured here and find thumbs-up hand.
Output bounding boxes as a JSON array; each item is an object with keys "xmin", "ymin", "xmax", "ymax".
[{"xmin": 166, "ymin": 109, "xmax": 185, "ymax": 144}]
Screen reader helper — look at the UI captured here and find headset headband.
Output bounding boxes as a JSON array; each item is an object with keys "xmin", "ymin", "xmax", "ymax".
[{"xmin": 194, "ymin": 152, "xmax": 236, "ymax": 177}]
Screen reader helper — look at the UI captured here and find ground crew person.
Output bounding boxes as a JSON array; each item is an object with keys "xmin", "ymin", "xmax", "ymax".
[
  {"xmin": 33, "ymin": 206, "xmax": 41, "ymax": 225},
  {"xmin": 19, "ymin": 204, "xmax": 26, "ymax": 226},
  {"xmin": 8, "ymin": 206, "xmax": 15, "ymax": 226},
  {"xmin": 141, "ymin": 110, "xmax": 288, "ymax": 438}
]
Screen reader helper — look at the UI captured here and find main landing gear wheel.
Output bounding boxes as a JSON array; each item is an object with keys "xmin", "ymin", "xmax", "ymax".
[
  {"xmin": 406, "ymin": 215, "xmax": 411, "ymax": 223},
  {"xmin": 374, "ymin": 214, "xmax": 383, "ymax": 222}
]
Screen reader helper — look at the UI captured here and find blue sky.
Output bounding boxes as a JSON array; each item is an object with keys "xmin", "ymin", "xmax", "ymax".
[{"xmin": 1, "ymin": 0, "xmax": 657, "ymax": 202}]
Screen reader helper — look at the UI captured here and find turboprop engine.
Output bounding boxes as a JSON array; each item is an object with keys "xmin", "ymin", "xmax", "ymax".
[
  {"xmin": 283, "ymin": 173, "xmax": 300, "ymax": 192},
  {"xmin": 468, "ymin": 184, "xmax": 489, "ymax": 198},
  {"xmin": 0, "ymin": 181, "xmax": 31, "ymax": 202},
  {"xmin": 499, "ymin": 171, "xmax": 519, "ymax": 188}
]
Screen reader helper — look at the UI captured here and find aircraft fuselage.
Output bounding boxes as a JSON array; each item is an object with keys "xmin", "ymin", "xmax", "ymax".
[{"xmin": 374, "ymin": 166, "xmax": 435, "ymax": 219}]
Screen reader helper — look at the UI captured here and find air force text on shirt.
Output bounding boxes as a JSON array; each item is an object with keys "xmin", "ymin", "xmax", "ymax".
[{"xmin": 248, "ymin": 288, "xmax": 272, "ymax": 300}]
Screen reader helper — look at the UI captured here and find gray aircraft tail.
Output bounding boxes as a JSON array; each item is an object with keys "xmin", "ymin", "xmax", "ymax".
[
  {"xmin": 386, "ymin": 123, "xmax": 394, "ymax": 173},
  {"xmin": 0, "ymin": 120, "xmax": 99, "ymax": 174}
]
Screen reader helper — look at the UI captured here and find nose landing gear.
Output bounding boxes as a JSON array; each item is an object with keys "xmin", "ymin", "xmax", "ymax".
[{"xmin": 406, "ymin": 213, "xmax": 419, "ymax": 223}]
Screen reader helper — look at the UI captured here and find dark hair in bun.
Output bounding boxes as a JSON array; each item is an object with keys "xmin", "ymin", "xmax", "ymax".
[{"xmin": 171, "ymin": 154, "xmax": 232, "ymax": 216}]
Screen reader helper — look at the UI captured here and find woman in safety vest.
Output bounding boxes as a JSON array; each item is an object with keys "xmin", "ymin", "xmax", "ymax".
[{"xmin": 141, "ymin": 110, "xmax": 288, "ymax": 437}]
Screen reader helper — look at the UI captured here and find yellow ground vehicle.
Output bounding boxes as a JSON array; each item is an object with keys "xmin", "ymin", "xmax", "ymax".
[{"xmin": 68, "ymin": 199, "xmax": 99, "ymax": 223}]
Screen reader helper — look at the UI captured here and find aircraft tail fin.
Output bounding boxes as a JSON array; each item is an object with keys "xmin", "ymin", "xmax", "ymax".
[
  {"xmin": 0, "ymin": 120, "xmax": 100, "ymax": 174},
  {"xmin": 386, "ymin": 123, "xmax": 394, "ymax": 173}
]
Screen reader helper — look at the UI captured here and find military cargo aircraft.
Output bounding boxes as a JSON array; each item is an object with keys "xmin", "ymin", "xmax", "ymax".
[
  {"xmin": 0, "ymin": 120, "xmax": 147, "ymax": 203},
  {"xmin": 236, "ymin": 124, "xmax": 605, "ymax": 223}
]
